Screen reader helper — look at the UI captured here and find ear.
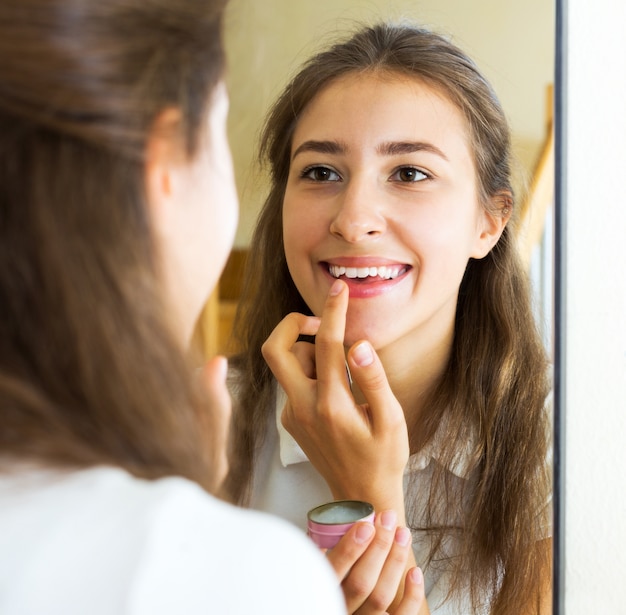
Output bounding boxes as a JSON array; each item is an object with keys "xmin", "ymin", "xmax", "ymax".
[
  {"xmin": 144, "ymin": 108, "xmax": 184, "ymax": 230},
  {"xmin": 470, "ymin": 191, "xmax": 513, "ymax": 259}
]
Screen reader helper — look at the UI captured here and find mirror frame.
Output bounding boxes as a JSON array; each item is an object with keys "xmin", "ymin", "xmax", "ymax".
[{"xmin": 553, "ymin": 0, "xmax": 566, "ymax": 611}]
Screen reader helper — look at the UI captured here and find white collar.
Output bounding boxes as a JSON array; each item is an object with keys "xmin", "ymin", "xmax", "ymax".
[
  {"xmin": 275, "ymin": 386, "xmax": 309, "ymax": 466},
  {"xmin": 274, "ymin": 385, "xmax": 476, "ymax": 480}
]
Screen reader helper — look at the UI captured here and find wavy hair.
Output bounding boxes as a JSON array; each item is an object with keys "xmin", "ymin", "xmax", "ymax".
[
  {"xmin": 0, "ymin": 0, "xmax": 228, "ymax": 493},
  {"xmin": 228, "ymin": 23, "xmax": 551, "ymax": 614}
]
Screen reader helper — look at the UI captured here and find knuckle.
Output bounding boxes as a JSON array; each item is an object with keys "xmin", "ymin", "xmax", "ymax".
[
  {"xmin": 260, "ymin": 344, "xmax": 269, "ymax": 360},
  {"xmin": 342, "ymin": 574, "xmax": 375, "ymax": 601},
  {"xmin": 260, "ymin": 338, "xmax": 275, "ymax": 361},
  {"xmin": 316, "ymin": 398, "xmax": 335, "ymax": 418},
  {"xmin": 365, "ymin": 587, "xmax": 394, "ymax": 612},
  {"xmin": 387, "ymin": 544, "xmax": 409, "ymax": 567},
  {"xmin": 283, "ymin": 401, "xmax": 316, "ymax": 432},
  {"xmin": 371, "ymin": 531, "xmax": 394, "ymax": 552},
  {"xmin": 387, "ymin": 414, "xmax": 407, "ymax": 433}
]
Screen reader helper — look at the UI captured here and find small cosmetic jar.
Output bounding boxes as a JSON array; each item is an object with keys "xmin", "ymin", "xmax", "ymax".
[{"xmin": 307, "ymin": 500, "xmax": 375, "ymax": 549}]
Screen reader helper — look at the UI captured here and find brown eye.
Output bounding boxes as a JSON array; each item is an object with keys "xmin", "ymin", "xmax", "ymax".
[
  {"xmin": 393, "ymin": 167, "xmax": 428, "ymax": 182},
  {"xmin": 302, "ymin": 166, "xmax": 341, "ymax": 182}
]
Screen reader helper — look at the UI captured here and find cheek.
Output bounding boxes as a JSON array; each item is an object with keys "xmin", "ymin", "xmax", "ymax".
[
  {"xmin": 417, "ymin": 201, "xmax": 481, "ymax": 247},
  {"xmin": 282, "ymin": 199, "xmax": 327, "ymax": 307},
  {"xmin": 205, "ymin": 160, "xmax": 238, "ymax": 266},
  {"xmin": 282, "ymin": 196, "xmax": 320, "ymax": 257},
  {"xmin": 207, "ymin": 213, "xmax": 229, "ymax": 268},
  {"xmin": 397, "ymin": 210, "xmax": 479, "ymax": 280}
]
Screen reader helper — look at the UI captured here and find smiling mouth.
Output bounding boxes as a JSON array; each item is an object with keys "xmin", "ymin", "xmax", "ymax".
[{"xmin": 327, "ymin": 264, "xmax": 409, "ymax": 281}]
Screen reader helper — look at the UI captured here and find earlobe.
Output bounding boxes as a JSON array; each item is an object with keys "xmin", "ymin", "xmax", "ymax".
[
  {"xmin": 145, "ymin": 152, "xmax": 172, "ymax": 229},
  {"xmin": 471, "ymin": 191, "xmax": 512, "ymax": 259}
]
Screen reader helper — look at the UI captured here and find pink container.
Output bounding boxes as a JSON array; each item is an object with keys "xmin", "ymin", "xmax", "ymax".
[{"xmin": 307, "ymin": 500, "xmax": 375, "ymax": 549}]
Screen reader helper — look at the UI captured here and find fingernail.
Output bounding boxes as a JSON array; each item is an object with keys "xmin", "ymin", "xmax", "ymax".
[
  {"xmin": 329, "ymin": 279, "xmax": 344, "ymax": 296},
  {"xmin": 380, "ymin": 509, "xmax": 397, "ymax": 530},
  {"xmin": 409, "ymin": 567, "xmax": 424, "ymax": 585},
  {"xmin": 394, "ymin": 526, "xmax": 411, "ymax": 547},
  {"xmin": 352, "ymin": 341, "xmax": 374, "ymax": 367},
  {"xmin": 354, "ymin": 523, "xmax": 375, "ymax": 544}
]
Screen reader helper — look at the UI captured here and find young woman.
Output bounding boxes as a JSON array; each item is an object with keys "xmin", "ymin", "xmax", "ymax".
[
  {"xmin": 0, "ymin": 3, "xmax": 425, "ymax": 613},
  {"xmin": 228, "ymin": 23, "xmax": 552, "ymax": 615}
]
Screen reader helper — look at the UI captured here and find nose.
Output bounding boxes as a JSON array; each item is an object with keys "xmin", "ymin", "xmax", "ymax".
[{"xmin": 329, "ymin": 179, "xmax": 386, "ymax": 242}]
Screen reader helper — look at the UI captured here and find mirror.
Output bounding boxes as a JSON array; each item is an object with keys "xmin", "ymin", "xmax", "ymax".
[
  {"xmin": 220, "ymin": 0, "xmax": 556, "ymax": 353},
  {"xmin": 553, "ymin": 0, "xmax": 564, "ymax": 612},
  {"xmin": 221, "ymin": 0, "xmax": 558, "ymax": 611}
]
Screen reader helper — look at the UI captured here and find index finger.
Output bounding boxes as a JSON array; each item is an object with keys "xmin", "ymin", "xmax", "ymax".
[
  {"xmin": 324, "ymin": 521, "xmax": 375, "ymax": 581},
  {"xmin": 314, "ymin": 279, "xmax": 353, "ymax": 396}
]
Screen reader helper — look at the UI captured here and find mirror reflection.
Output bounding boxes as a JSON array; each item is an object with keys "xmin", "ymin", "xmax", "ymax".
[
  {"xmin": 214, "ymin": 0, "xmax": 555, "ymax": 356},
  {"xmin": 206, "ymin": 2, "xmax": 556, "ymax": 614}
]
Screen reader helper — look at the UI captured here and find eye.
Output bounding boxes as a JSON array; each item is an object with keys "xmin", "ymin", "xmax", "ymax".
[
  {"xmin": 301, "ymin": 165, "xmax": 341, "ymax": 182},
  {"xmin": 390, "ymin": 167, "xmax": 429, "ymax": 182}
]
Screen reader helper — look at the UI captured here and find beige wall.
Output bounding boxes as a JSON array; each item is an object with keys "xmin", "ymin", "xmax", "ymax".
[{"xmin": 224, "ymin": 0, "xmax": 554, "ymax": 247}]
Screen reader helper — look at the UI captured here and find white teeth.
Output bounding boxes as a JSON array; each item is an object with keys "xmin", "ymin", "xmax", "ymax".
[{"xmin": 328, "ymin": 264, "xmax": 406, "ymax": 280}]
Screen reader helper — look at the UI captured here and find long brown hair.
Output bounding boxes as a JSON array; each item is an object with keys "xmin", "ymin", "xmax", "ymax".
[
  {"xmin": 229, "ymin": 23, "xmax": 551, "ymax": 614},
  {"xmin": 0, "ymin": 0, "xmax": 228, "ymax": 493}
]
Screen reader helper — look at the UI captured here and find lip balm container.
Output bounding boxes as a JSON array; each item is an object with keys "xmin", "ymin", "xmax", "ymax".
[{"xmin": 307, "ymin": 500, "xmax": 375, "ymax": 549}]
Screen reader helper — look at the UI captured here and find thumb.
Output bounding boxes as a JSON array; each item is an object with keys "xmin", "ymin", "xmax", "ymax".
[{"xmin": 347, "ymin": 340, "xmax": 405, "ymax": 431}]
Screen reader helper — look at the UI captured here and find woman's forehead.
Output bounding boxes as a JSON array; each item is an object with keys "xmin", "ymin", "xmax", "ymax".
[{"xmin": 290, "ymin": 71, "xmax": 471, "ymax": 158}]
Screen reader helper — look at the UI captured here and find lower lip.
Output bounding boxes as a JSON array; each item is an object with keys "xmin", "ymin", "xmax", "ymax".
[{"xmin": 322, "ymin": 266, "xmax": 409, "ymax": 299}]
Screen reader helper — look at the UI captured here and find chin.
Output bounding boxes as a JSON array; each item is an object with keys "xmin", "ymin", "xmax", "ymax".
[{"xmin": 343, "ymin": 323, "xmax": 386, "ymax": 352}]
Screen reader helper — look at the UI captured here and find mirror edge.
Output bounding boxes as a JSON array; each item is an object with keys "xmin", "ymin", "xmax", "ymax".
[{"xmin": 553, "ymin": 0, "xmax": 566, "ymax": 611}]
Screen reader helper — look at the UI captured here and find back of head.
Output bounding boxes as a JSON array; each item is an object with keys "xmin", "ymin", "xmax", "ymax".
[{"xmin": 0, "ymin": 0, "xmax": 228, "ymax": 490}]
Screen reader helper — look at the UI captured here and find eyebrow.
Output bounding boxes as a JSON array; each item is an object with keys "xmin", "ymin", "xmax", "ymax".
[
  {"xmin": 376, "ymin": 141, "xmax": 449, "ymax": 161},
  {"xmin": 291, "ymin": 139, "xmax": 449, "ymax": 162},
  {"xmin": 291, "ymin": 140, "xmax": 347, "ymax": 160}
]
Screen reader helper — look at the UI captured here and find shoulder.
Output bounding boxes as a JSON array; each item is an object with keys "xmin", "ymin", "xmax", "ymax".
[
  {"xmin": 126, "ymin": 471, "xmax": 345, "ymax": 614},
  {"xmin": 0, "ymin": 466, "xmax": 345, "ymax": 615}
]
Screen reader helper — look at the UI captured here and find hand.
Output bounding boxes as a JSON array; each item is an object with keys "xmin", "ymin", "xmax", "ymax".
[
  {"xmin": 195, "ymin": 355, "xmax": 231, "ymax": 492},
  {"xmin": 327, "ymin": 513, "xmax": 429, "ymax": 615},
  {"xmin": 261, "ymin": 279, "xmax": 410, "ymax": 514}
]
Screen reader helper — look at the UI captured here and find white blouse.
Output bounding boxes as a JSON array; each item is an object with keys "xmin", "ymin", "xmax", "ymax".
[
  {"xmin": 251, "ymin": 386, "xmax": 552, "ymax": 614},
  {"xmin": 0, "ymin": 465, "xmax": 346, "ymax": 615}
]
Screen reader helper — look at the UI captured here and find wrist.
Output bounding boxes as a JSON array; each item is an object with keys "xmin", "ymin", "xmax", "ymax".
[{"xmin": 330, "ymin": 486, "xmax": 406, "ymax": 525}]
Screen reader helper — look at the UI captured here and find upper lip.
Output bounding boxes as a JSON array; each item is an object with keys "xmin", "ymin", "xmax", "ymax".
[{"xmin": 322, "ymin": 257, "xmax": 409, "ymax": 268}]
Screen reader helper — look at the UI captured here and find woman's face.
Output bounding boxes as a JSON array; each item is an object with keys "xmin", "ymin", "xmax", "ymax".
[
  {"xmin": 283, "ymin": 72, "xmax": 496, "ymax": 353},
  {"xmin": 156, "ymin": 83, "xmax": 238, "ymax": 344}
]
